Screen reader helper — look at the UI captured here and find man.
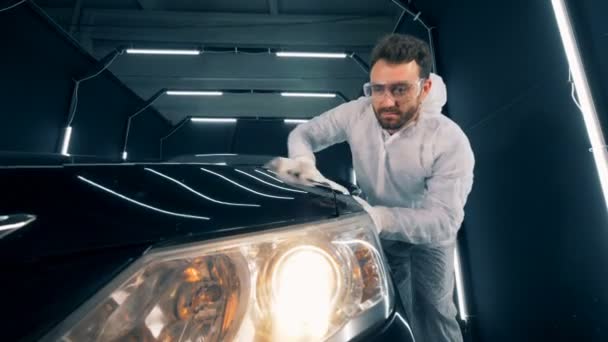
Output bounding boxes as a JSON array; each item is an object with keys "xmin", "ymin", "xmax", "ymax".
[{"xmin": 270, "ymin": 34, "xmax": 474, "ymax": 342}]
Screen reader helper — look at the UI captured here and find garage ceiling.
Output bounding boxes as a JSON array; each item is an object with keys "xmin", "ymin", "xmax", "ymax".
[{"xmin": 35, "ymin": 0, "xmax": 405, "ymax": 123}]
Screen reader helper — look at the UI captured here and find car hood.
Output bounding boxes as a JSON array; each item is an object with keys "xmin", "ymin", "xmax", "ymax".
[{"xmin": 0, "ymin": 162, "xmax": 361, "ymax": 259}]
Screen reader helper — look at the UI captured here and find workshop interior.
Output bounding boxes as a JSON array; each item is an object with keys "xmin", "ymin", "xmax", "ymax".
[{"xmin": 1, "ymin": 0, "xmax": 608, "ymax": 341}]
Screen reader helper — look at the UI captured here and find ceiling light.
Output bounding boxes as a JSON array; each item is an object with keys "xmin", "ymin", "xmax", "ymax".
[
  {"xmin": 191, "ymin": 118, "xmax": 237, "ymax": 123},
  {"xmin": 281, "ymin": 92, "xmax": 336, "ymax": 98},
  {"xmin": 126, "ymin": 49, "xmax": 201, "ymax": 55},
  {"xmin": 276, "ymin": 52, "xmax": 347, "ymax": 58},
  {"xmin": 166, "ymin": 91, "xmax": 223, "ymax": 96},
  {"xmin": 284, "ymin": 119, "xmax": 309, "ymax": 124},
  {"xmin": 195, "ymin": 153, "xmax": 237, "ymax": 157}
]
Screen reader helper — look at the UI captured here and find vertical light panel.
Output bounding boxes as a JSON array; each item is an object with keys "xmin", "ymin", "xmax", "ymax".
[
  {"xmin": 551, "ymin": 0, "xmax": 608, "ymax": 209},
  {"xmin": 454, "ymin": 245, "xmax": 468, "ymax": 321},
  {"xmin": 60, "ymin": 126, "xmax": 72, "ymax": 156},
  {"xmin": 122, "ymin": 151, "xmax": 128, "ymax": 161}
]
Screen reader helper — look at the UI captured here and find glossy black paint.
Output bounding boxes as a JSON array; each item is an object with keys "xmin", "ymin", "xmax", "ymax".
[
  {"xmin": 0, "ymin": 160, "xmax": 412, "ymax": 341},
  {"xmin": 354, "ymin": 294, "xmax": 415, "ymax": 342}
]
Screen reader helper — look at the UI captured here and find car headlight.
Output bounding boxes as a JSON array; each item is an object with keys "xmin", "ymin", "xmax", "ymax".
[{"xmin": 46, "ymin": 213, "xmax": 392, "ymax": 342}]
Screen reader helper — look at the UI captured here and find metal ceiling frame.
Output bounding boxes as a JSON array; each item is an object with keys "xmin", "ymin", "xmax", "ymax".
[
  {"xmin": 391, "ymin": 0, "xmax": 437, "ymax": 73},
  {"xmin": 121, "ymin": 88, "xmax": 167, "ymax": 160}
]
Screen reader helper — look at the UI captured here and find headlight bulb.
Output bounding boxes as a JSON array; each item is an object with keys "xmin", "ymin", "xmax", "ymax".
[{"xmin": 269, "ymin": 245, "xmax": 340, "ymax": 341}]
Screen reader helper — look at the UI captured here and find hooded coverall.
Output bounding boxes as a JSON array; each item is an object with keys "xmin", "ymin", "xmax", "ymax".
[{"xmin": 287, "ymin": 73, "xmax": 475, "ymax": 342}]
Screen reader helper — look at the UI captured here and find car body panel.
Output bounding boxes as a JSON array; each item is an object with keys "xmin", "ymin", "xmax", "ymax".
[{"xmin": 0, "ymin": 160, "xmax": 413, "ymax": 341}]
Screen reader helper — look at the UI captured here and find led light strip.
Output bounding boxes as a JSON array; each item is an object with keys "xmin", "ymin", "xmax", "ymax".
[
  {"xmin": 284, "ymin": 119, "xmax": 309, "ymax": 124},
  {"xmin": 145, "ymin": 168, "xmax": 260, "ymax": 207},
  {"xmin": 195, "ymin": 153, "xmax": 237, "ymax": 157},
  {"xmin": 126, "ymin": 49, "xmax": 201, "ymax": 55},
  {"xmin": 60, "ymin": 126, "xmax": 72, "ymax": 156},
  {"xmin": 166, "ymin": 91, "xmax": 223, "ymax": 96},
  {"xmin": 200, "ymin": 168, "xmax": 294, "ymax": 200},
  {"xmin": 552, "ymin": 0, "xmax": 608, "ymax": 209},
  {"xmin": 276, "ymin": 52, "xmax": 347, "ymax": 58},
  {"xmin": 78, "ymin": 176, "xmax": 210, "ymax": 220},
  {"xmin": 281, "ymin": 92, "xmax": 336, "ymax": 98},
  {"xmin": 454, "ymin": 245, "xmax": 468, "ymax": 321},
  {"xmin": 191, "ymin": 118, "xmax": 237, "ymax": 123},
  {"xmin": 235, "ymin": 169, "xmax": 308, "ymax": 194}
]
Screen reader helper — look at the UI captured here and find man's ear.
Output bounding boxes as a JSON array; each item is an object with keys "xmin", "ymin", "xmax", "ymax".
[{"xmin": 419, "ymin": 78, "xmax": 433, "ymax": 103}]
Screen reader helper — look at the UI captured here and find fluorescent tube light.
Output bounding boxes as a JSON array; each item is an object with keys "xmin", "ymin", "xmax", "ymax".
[
  {"xmin": 276, "ymin": 52, "xmax": 347, "ymax": 58},
  {"xmin": 280, "ymin": 92, "xmax": 336, "ymax": 98},
  {"xmin": 191, "ymin": 118, "xmax": 237, "ymax": 123},
  {"xmin": 552, "ymin": 0, "xmax": 608, "ymax": 210},
  {"xmin": 195, "ymin": 153, "xmax": 237, "ymax": 157},
  {"xmin": 61, "ymin": 126, "xmax": 72, "ymax": 156},
  {"xmin": 126, "ymin": 49, "xmax": 200, "ymax": 55},
  {"xmin": 166, "ymin": 91, "xmax": 223, "ymax": 96},
  {"xmin": 454, "ymin": 245, "xmax": 468, "ymax": 321},
  {"xmin": 284, "ymin": 119, "xmax": 309, "ymax": 124}
]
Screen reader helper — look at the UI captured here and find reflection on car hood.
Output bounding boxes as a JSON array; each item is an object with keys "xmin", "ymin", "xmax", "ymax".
[{"xmin": 0, "ymin": 163, "xmax": 360, "ymax": 259}]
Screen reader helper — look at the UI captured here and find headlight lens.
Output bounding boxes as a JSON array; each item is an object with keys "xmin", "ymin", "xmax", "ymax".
[{"xmin": 48, "ymin": 214, "xmax": 391, "ymax": 342}]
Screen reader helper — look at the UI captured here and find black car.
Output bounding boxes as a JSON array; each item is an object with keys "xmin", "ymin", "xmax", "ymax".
[{"xmin": 1, "ymin": 154, "xmax": 414, "ymax": 342}]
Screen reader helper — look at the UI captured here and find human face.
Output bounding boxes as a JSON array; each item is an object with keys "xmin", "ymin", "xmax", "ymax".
[{"xmin": 367, "ymin": 59, "xmax": 432, "ymax": 133}]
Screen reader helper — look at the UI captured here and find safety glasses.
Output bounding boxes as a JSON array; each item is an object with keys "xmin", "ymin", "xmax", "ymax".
[{"xmin": 363, "ymin": 79, "xmax": 425, "ymax": 100}]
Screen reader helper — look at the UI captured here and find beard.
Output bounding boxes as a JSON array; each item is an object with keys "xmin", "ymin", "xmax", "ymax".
[{"xmin": 373, "ymin": 102, "xmax": 420, "ymax": 132}]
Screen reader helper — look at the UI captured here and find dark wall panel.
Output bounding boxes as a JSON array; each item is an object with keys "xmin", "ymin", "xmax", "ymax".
[
  {"xmin": 0, "ymin": 3, "xmax": 169, "ymax": 159},
  {"xmin": 0, "ymin": 4, "xmax": 76, "ymax": 153},
  {"xmin": 412, "ymin": 0, "xmax": 608, "ymax": 340},
  {"xmin": 232, "ymin": 120, "xmax": 292, "ymax": 156},
  {"xmin": 69, "ymin": 78, "xmax": 142, "ymax": 157},
  {"xmin": 127, "ymin": 108, "xmax": 172, "ymax": 161},
  {"xmin": 161, "ymin": 121, "xmax": 237, "ymax": 159}
]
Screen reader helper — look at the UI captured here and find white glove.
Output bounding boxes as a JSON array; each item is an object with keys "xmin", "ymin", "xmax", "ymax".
[
  {"xmin": 265, "ymin": 156, "xmax": 349, "ymax": 195},
  {"xmin": 353, "ymin": 196, "xmax": 382, "ymax": 234}
]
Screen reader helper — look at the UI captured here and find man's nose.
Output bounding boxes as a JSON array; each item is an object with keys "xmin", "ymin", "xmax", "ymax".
[{"xmin": 378, "ymin": 92, "xmax": 397, "ymax": 107}]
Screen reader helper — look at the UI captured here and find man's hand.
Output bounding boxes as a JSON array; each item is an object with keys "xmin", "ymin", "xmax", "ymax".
[
  {"xmin": 353, "ymin": 196, "xmax": 382, "ymax": 234},
  {"xmin": 265, "ymin": 156, "xmax": 349, "ymax": 195}
]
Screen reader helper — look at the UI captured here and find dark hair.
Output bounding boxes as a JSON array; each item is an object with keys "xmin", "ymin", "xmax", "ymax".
[{"xmin": 370, "ymin": 34, "xmax": 432, "ymax": 79}]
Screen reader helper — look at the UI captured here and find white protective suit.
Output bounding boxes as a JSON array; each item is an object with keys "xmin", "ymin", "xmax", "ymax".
[{"xmin": 287, "ymin": 73, "xmax": 474, "ymax": 342}]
